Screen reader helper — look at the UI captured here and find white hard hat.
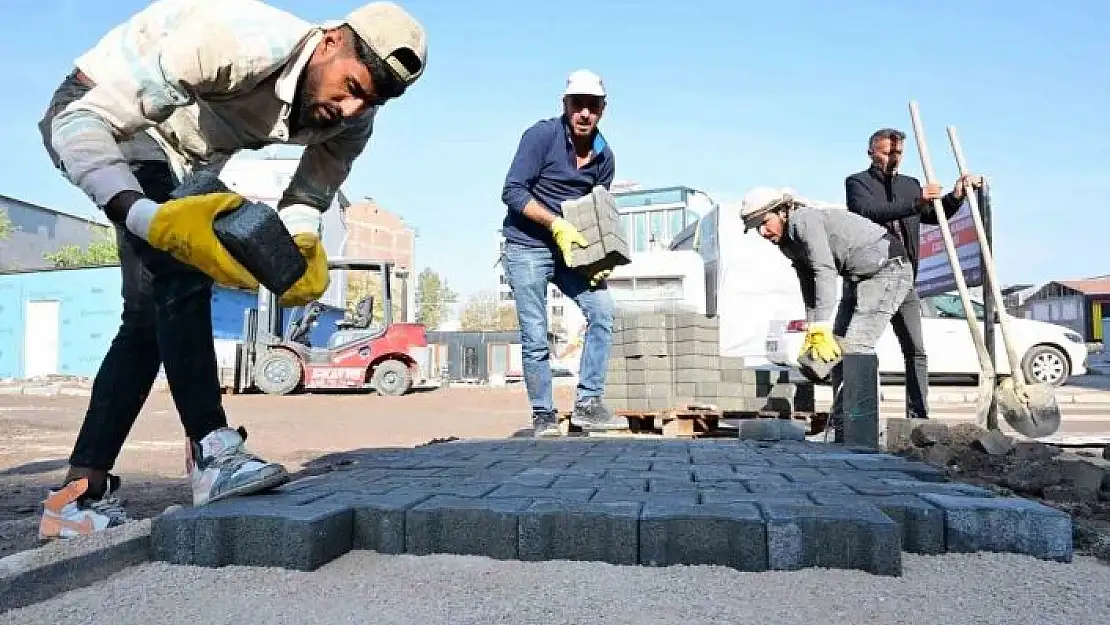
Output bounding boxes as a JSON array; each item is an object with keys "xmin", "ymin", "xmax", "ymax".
[
  {"xmin": 740, "ymin": 186, "xmax": 799, "ymax": 232},
  {"xmin": 564, "ymin": 69, "xmax": 606, "ymax": 97}
]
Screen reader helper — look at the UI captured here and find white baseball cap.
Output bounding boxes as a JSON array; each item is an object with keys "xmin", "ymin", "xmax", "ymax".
[
  {"xmin": 741, "ymin": 186, "xmax": 800, "ymax": 232},
  {"xmin": 564, "ymin": 69, "xmax": 606, "ymax": 97}
]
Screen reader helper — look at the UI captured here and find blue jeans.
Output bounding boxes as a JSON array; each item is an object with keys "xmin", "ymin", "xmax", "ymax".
[{"xmin": 502, "ymin": 242, "xmax": 615, "ymax": 416}]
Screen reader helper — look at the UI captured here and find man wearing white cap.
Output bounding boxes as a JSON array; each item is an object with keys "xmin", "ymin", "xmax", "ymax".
[
  {"xmin": 500, "ymin": 69, "xmax": 623, "ymax": 436},
  {"xmin": 35, "ymin": 0, "xmax": 427, "ymax": 539},
  {"xmin": 739, "ymin": 187, "xmax": 915, "ymax": 447}
]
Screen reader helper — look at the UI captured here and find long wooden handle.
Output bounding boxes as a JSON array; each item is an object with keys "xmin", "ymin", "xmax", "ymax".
[
  {"xmin": 946, "ymin": 126, "xmax": 1027, "ymax": 388},
  {"xmin": 908, "ymin": 101, "xmax": 995, "ymax": 381}
]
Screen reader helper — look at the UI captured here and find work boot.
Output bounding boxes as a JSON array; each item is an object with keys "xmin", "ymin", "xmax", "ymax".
[
  {"xmin": 188, "ymin": 426, "xmax": 289, "ymax": 506},
  {"xmin": 38, "ymin": 474, "xmax": 132, "ymax": 540},
  {"xmin": 571, "ymin": 397, "xmax": 626, "ymax": 431},
  {"xmin": 531, "ymin": 410, "xmax": 561, "ymax": 438}
]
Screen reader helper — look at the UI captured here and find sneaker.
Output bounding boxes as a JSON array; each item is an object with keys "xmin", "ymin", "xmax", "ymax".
[
  {"xmin": 188, "ymin": 426, "xmax": 289, "ymax": 506},
  {"xmin": 39, "ymin": 475, "xmax": 131, "ymax": 540},
  {"xmin": 531, "ymin": 411, "xmax": 561, "ymax": 438},
  {"xmin": 571, "ymin": 397, "xmax": 626, "ymax": 430}
]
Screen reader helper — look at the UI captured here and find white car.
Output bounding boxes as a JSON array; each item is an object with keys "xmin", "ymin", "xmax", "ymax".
[{"xmin": 765, "ymin": 294, "xmax": 1089, "ymax": 386}]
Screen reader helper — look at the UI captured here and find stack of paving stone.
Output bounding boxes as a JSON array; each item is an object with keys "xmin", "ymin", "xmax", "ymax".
[
  {"xmin": 150, "ymin": 438, "xmax": 1076, "ymax": 577},
  {"xmin": 560, "ymin": 185, "xmax": 631, "ymax": 277},
  {"xmin": 605, "ymin": 306, "xmax": 814, "ymax": 420}
]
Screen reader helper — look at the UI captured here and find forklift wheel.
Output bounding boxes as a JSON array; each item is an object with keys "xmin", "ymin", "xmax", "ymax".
[
  {"xmin": 372, "ymin": 359, "xmax": 412, "ymax": 396},
  {"xmin": 253, "ymin": 349, "xmax": 303, "ymax": 395}
]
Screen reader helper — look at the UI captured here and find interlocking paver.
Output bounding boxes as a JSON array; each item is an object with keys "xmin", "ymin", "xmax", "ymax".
[{"xmin": 151, "ymin": 438, "xmax": 1075, "ymax": 576}]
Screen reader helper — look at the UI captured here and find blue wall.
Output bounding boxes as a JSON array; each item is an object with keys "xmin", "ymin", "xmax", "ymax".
[{"xmin": 0, "ymin": 266, "xmax": 345, "ymax": 378}]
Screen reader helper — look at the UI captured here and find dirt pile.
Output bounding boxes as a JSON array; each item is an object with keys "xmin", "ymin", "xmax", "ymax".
[{"xmin": 889, "ymin": 421, "xmax": 1110, "ymax": 563}]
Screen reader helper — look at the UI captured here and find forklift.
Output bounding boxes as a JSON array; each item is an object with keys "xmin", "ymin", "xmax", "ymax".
[{"xmin": 230, "ymin": 258, "xmax": 432, "ymax": 396}]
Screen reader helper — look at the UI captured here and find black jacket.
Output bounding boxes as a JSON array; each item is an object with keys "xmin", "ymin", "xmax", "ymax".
[{"xmin": 844, "ymin": 166, "xmax": 962, "ymax": 275}]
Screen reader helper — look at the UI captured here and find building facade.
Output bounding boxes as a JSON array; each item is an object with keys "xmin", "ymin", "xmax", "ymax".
[
  {"xmin": 343, "ymin": 200, "xmax": 415, "ymax": 271},
  {"xmin": 1019, "ymin": 277, "xmax": 1110, "ymax": 344},
  {"xmin": 0, "ymin": 195, "xmax": 112, "ymax": 272}
]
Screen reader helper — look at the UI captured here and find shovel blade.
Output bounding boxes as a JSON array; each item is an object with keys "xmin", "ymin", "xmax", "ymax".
[{"xmin": 997, "ymin": 376, "xmax": 1062, "ymax": 438}]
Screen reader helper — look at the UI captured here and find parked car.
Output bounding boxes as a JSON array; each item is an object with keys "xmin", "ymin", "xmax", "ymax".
[{"xmin": 765, "ymin": 293, "xmax": 1088, "ymax": 386}]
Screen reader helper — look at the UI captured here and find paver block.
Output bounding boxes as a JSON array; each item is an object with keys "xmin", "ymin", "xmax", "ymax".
[
  {"xmin": 323, "ymin": 491, "xmax": 435, "ymax": 554},
  {"xmin": 761, "ymin": 503, "xmax": 902, "ymax": 576},
  {"xmin": 405, "ymin": 496, "xmax": 532, "ymax": 560},
  {"xmin": 918, "ymin": 494, "xmax": 1073, "ymax": 562},
  {"xmin": 809, "ymin": 492, "xmax": 946, "ymax": 555},
  {"xmin": 148, "ymin": 438, "xmax": 1075, "ymax": 575},
  {"xmin": 518, "ymin": 501, "xmax": 641, "ymax": 565},
  {"xmin": 640, "ymin": 502, "xmax": 767, "ymax": 570},
  {"xmin": 151, "ymin": 499, "xmax": 352, "ymax": 571}
]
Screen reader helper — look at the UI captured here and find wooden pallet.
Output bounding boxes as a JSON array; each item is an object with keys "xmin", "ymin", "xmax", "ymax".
[{"xmin": 611, "ymin": 403, "xmax": 725, "ymax": 438}]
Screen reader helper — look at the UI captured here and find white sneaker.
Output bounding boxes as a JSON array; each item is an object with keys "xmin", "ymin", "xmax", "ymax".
[
  {"xmin": 38, "ymin": 475, "xmax": 132, "ymax": 540},
  {"xmin": 187, "ymin": 426, "xmax": 289, "ymax": 506}
]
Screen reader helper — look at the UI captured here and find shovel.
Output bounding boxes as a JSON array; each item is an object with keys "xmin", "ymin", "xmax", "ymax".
[
  {"xmin": 945, "ymin": 127, "xmax": 1061, "ymax": 438},
  {"xmin": 908, "ymin": 101, "xmax": 996, "ymax": 429}
]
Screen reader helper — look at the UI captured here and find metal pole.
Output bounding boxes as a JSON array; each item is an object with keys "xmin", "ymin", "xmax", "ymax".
[{"xmin": 979, "ymin": 181, "xmax": 998, "ymax": 430}]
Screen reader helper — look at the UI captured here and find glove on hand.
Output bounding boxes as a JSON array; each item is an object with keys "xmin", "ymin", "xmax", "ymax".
[
  {"xmin": 125, "ymin": 192, "xmax": 258, "ymax": 289},
  {"xmin": 550, "ymin": 217, "xmax": 588, "ymax": 266},
  {"xmin": 277, "ymin": 206, "xmax": 330, "ymax": 306},
  {"xmin": 589, "ymin": 268, "xmax": 611, "ymax": 287},
  {"xmin": 799, "ymin": 322, "xmax": 842, "ymax": 363}
]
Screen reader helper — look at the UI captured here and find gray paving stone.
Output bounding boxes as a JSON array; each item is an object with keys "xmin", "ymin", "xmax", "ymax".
[
  {"xmin": 640, "ymin": 502, "xmax": 767, "ymax": 570},
  {"xmin": 321, "ymin": 491, "xmax": 434, "ymax": 554},
  {"xmin": 149, "ymin": 438, "xmax": 1075, "ymax": 575},
  {"xmin": 405, "ymin": 496, "xmax": 532, "ymax": 560},
  {"xmin": 918, "ymin": 493, "xmax": 1073, "ymax": 562},
  {"xmin": 809, "ymin": 492, "xmax": 946, "ymax": 555},
  {"xmin": 151, "ymin": 499, "xmax": 352, "ymax": 571},
  {"xmin": 762, "ymin": 503, "xmax": 903, "ymax": 576},
  {"xmin": 518, "ymin": 501, "xmax": 641, "ymax": 565}
]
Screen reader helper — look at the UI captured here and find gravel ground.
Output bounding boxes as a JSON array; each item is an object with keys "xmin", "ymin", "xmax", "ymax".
[{"xmin": 3, "ymin": 551, "xmax": 1107, "ymax": 624}]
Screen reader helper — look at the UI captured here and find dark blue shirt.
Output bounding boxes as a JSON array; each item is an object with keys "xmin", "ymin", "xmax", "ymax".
[{"xmin": 500, "ymin": 115, "xmax": 615, "ymax": 247}]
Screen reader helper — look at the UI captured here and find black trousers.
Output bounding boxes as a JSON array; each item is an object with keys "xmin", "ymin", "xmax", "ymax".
[
  {"xmin": 832, "ymin": 283, "xmax": 929, "ymax": 420},
  {"xmin": 39, "ymin": 71, "xmax": 228, "ymax": 471}
]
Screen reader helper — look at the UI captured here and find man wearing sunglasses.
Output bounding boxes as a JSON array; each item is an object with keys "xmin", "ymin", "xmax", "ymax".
[
  {"xmin": 35, "ymin": 0, "xmax": 426, "ymax": 540},
  {"xmin": 500, "ymin": 69, "xmax": 623, "ymax": 437}
]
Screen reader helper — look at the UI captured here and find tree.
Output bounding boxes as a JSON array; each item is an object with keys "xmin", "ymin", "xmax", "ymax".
[
  {"xmin": 414, "ymin": 267, "xmax": 456, "ymax": 330},
  {"xmin": 459, "ymin": 290, "xmax": 519, "ymax": 331},
  {"xmin": 344, "ymin": 271, "xmax": 387, "ymax": 321},
  {"xmin": 44, "ymin": 226, "xmax": 119, "ymax": 268},
  {"xmin": 0, "ymin": 208, "xmax": 12, "ymax": 242}
]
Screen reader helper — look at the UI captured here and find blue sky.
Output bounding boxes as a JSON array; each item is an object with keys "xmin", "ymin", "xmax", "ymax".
[{"xmin": 1, "ymin": 0, "xmax": 1106, "ymax": 299}]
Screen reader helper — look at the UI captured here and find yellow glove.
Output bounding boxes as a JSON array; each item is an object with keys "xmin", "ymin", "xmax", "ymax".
[
  {"xmin": 550, "ymin": 217, "xmax": 588, "ymax": 265},
  {"xmin": 127, "ymin": 193, "xmax": 258, "ymax": 289},
  {"xmin": 589, "ymin": 268, "xmax": 611, "ymax": 287},
  {"xmin": 279, "ymin": 233, "xmax": 330, "ymax": 307},
  {"xmin": 800, "ymin": 323, "xmax": 842, "ymax": 362}
]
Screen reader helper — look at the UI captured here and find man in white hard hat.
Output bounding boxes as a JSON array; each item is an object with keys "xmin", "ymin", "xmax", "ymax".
[
  {"xmin": 35, "ymin": 0, "xmax": 427, "ymax": 540},
  {"xmin": 500, "ymin": 69, "xmax": 623, "ymax": 437},
  {"xmin": 740, "ymin": 187, "xmax": 915, "ymax": 447}
]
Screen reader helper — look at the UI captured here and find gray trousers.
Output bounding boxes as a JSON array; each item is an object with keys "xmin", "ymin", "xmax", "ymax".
[{"xmin": 829, "ymin": 257, "xmax": 915, "ymax": 421}]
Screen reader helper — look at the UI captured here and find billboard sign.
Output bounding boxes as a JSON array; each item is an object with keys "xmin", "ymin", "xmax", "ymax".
[{"xmin": 915, "ymin": 197, "xmax": 983, "ymax": 296}]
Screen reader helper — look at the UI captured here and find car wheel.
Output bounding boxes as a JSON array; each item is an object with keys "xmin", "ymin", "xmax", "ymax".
[
  {"xmin": 253, "ymin": 349, "xmax": 303, "ymax": 395},
  {"xmin": 372, "ymin": 359, "xmax": 412, "ymax": 396},
  {"xmin": 1021, "ymin": 344, "xmax": 1070, "ymax": 387}
]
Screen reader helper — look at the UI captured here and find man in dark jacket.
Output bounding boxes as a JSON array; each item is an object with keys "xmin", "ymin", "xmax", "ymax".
[{"xmin": 844, "ymin": 127, "xmax": 981, "ymax": 421}]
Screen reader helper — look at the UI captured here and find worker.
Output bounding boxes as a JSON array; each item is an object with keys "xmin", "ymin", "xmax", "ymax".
[
  {"xmin": 845, "ymin": 127, "xmax": 982, "ymax": 422},
  {"xmin": 500, "ymin": 69, "xmax": 624, "ymax": 437},
  {"xmin": 35, "ymin": 0, "xmax": 427, "ymax": 539},
  {"xmin": 740, "ymin": 187, "xmax": 915, "ymax": 446}
]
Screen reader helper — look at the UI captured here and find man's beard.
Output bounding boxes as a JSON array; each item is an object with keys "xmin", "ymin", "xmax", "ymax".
[{"xmin": 289, "ymin": 70, "xmax": 341, "ymax": 135}]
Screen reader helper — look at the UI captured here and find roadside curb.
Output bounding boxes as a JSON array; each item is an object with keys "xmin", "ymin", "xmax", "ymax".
[{"xmin": 0, "ymin": 520, "xmax": 151, "ymax": 614}]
